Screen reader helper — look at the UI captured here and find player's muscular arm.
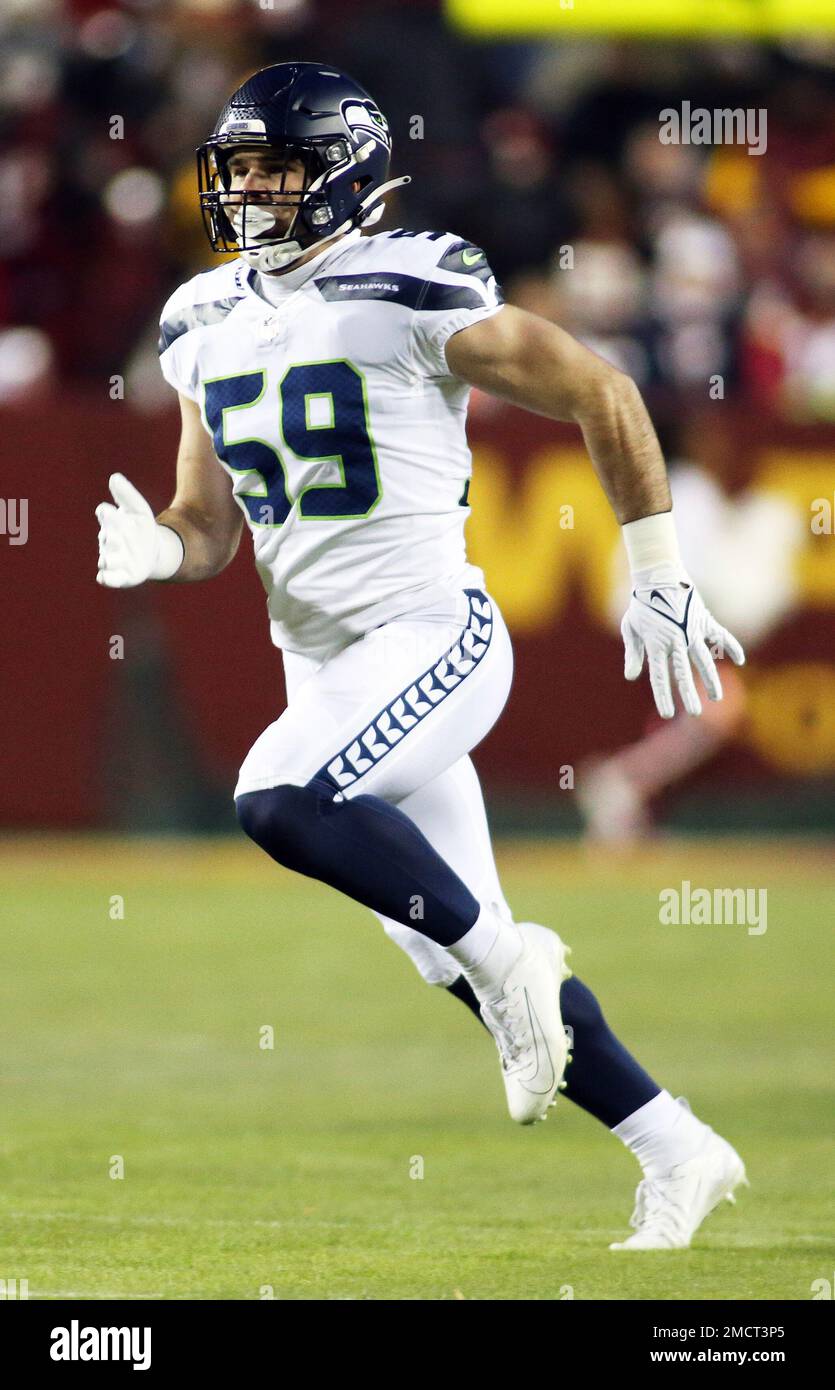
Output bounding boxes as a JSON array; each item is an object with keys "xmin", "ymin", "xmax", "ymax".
[
  {"xmin": 155, "ymin": 393, "xmax": 243, "ymax": 582},
  {"xmin": 446, "ymin": 302, "xmax": 745, "ymax": 719},
  {"xmin": 444, "ymin": 303, "xmax": 669, "ymax": 524},
  {"xmin": 96, "ymin": 394, "xmax": 243, "ymax": 589}
]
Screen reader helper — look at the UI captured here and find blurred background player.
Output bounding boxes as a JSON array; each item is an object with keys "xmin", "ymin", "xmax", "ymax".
[{"xmin": 578, "ymin": 407, "xmax": 804, "ymax": 842}]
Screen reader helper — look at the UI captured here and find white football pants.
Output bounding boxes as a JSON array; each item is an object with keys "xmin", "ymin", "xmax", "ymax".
[{"xmin": 234, "ymin": 586, "xmax": 515, "ymax": 985}]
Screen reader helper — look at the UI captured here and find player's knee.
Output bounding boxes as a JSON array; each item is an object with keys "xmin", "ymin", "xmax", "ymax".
[
  {"xmin": 235, "ymin": 783, "xmax": 312, "ymax": 858},
  {"xmin": 235, "ymin": 786, "xmax": 282, "ymax": 848}
]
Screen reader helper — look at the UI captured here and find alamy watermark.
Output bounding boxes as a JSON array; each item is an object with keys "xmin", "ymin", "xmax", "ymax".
[
  {"xmin": 659, "ymin": 102, "xmax": 767, "ymax": 157},
  {"xmin": 659, "ymin": 881, "xmax": 767, "ymax": 936},
  {"xmin": 0, "ymin": 498, "xmax": 28, "ymax": 545},
  {"xmin": 811, "ymin": 494, "xmax": 835, "ymax": 534},
  {"xmin": 50, "ymin": 1322, "xmax": 151, "ymax": 1370},
  {"xmin": 0, "ymin": 1278, "xmax": 28, "ymax": 1299}
]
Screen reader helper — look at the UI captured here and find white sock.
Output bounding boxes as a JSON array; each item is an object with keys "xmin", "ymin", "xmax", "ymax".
[
  {"xmin": 447, "ymin": 906, "xmax": 522, "ymax": 999},
  {"xmin": 611, "ymin": 1090, "xmax": 710, "ymax": 1177}
]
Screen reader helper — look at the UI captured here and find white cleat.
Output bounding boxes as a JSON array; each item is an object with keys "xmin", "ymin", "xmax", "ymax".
[
  {"xmin": 610, "ymin": 1118, "xmax": 749, "ymax": 1250},
  {"xmin": 479, "ymin": 922, "xmax": 573, "ymax": 1125}
]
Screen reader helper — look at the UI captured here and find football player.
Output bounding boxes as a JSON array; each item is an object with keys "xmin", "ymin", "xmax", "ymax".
[{"xmin": 96, "ymin": 63, "xmax": 748, "ymax": 1250}]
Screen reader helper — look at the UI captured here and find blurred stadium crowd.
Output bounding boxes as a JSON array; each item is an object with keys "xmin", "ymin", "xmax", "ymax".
[{"xmin": 3, "ymin": 0, "xmax": 835, "ymax": 420}]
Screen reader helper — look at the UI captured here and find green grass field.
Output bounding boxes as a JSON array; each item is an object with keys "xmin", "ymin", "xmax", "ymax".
[{"xmin": 1, "ymin": 835, "xmax": 831, "ymax": 1301}]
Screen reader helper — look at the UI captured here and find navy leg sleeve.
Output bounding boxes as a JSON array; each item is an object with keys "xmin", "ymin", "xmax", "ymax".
[
  {"xmin": 236, "ymin": 782, "xmax": 480, "ymax": 947},
  {"xmin": 446, "ymin": 973, "xmax": 660, "ymax": 1127}
]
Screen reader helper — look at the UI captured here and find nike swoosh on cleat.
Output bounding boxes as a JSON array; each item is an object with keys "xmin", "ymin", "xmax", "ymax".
[
  {"xmin": 461, "ymin": 248, "xmax": 483, "ymax": 265},
  {"xmin": 518, "ymin": 990, "xmax": 556, "ymax": 1094}
]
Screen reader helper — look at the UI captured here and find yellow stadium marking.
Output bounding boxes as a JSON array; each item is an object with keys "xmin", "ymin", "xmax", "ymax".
[{"xmin": 447, "ymin": 0, "xmax": 835, "ymax": 38}]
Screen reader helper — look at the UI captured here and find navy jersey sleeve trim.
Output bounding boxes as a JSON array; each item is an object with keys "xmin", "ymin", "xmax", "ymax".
[
  {"xmin": 314, "ymin": 272, "xmax": 485, "ymax": 310},
  {"xmin": 436, "ymin": 239, "xmax": 500, "ymax": 291},
  {"xmin": 158, "ymin": 294, "xmax": 246, "ymax": 355}
]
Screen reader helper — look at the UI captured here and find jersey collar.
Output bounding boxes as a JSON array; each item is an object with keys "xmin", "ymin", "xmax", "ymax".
[{"xmin": 237, "ymin": 228, "xmax": 364, "ymax": 304}]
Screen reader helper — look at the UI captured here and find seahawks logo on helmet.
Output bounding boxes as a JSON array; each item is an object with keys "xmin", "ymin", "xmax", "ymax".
[{"xmin": 342, "ymin": 99, "xmax": 392, "ymax": 152}]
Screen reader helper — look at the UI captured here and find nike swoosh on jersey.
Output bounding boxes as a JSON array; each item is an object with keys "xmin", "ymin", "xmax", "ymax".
[{"xmin": 435, "ymin": 240, "xmax": 498, "ymax": 289}]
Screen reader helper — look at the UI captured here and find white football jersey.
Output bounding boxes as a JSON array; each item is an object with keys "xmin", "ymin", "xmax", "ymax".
[{"xmin": 158, "ymin": 227, "xmax": 504, "ymax": 659}]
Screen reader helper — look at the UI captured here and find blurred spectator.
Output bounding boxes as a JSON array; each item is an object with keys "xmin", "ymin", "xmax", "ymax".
[
  {"xmin": 578, "ymin": 405, "xmax": 805, "ymax": 843},
  {"xmin": 457, "ymin": 107, "xmax": 572, "ymax": 282},
  {"xmin": 2, "ymin": 1, "xmax": 835, "ymax": 424},
  {"xmin": 743, "ymin": 231, "xmax": 835, "ymax": 420}
]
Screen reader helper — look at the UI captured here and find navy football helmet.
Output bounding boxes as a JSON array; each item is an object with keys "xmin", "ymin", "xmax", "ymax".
[{"xmin": 197, "ymin": 61, "xmax": 410, "ymax": 271}]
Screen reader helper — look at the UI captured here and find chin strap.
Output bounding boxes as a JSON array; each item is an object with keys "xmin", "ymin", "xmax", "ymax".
[
  {"xmin": 239, "ymin": 238, "xmax": 308, "ymax": 272},
  {"xmin": 356, "ymin": 174, "xmax": 412, "ymax": 223},
  {"xmin": 236, "ymin": 173, "xmax": 413, "ymax": 272}
]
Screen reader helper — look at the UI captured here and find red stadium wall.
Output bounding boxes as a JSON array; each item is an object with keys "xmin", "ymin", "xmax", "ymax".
[{"xmin": 2, "ymin": 391, "xmax": 834, "ymax": 828}]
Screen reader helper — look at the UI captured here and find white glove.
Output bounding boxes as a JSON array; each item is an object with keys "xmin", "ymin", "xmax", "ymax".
[
  {"xmin": 96, "ymin": 473, "xmax": 183, "ymax": 588},
  {"xmin": 621, "ymin": 565, "xmax": 745, "ymax": 718}
]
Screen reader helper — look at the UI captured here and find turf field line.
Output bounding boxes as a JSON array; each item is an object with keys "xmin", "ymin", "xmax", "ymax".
[
  {"xmin": 4, "ymin": 1211, "xmax": 646, "ymax": 1243},
  {"xmin": 5, "ymin": 1211, "xmax": 355, "ymax": 1229},
  {"xmin": 13, "ymin": 1212, "xmax": 821, "ymax": 1245},
  {"xmin": 30, "ymin": 1290, "xmax": 190, "ymax": 1301},
  {"xmin": 13, "ymin": 1217, "xmax": 825, "ymax": 1249},
  {"xmin": 6, "ymin": 1212, "xmax": 623, "ymax": 1237}
]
